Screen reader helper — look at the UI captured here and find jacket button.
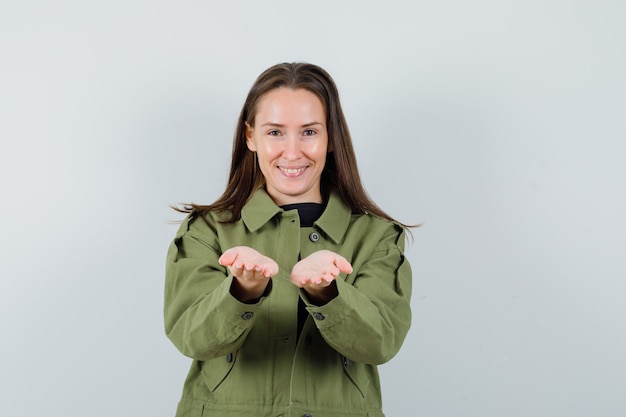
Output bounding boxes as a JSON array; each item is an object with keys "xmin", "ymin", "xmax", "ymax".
[
  {"xmin": 309, "ymin": 232, "xmax": 320, "ymax": 242},
  {"xmin": 303, "ymin": 414, "xmax": 313, "ymax": 417},
  {"xmin": 312, "ymin": 312, "xmax": 325, "ymax": 321},
  {"xmin": 226, "ymin": 353, "xmax": 233, "ymax": 363},
  {"xmin": 241, "ymin": 311, "xmax": 254, "ymax": 320}
]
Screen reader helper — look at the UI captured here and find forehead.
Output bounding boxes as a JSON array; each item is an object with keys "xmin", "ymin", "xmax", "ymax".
[{"xmin": 254, "ymin": 88, "xmax": 325, "ymax": 123}]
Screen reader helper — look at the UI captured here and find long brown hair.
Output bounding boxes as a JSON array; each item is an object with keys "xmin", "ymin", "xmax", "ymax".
[{"xmin": 178, "ymin": 62, "xmax": 414, "ymax": 229}]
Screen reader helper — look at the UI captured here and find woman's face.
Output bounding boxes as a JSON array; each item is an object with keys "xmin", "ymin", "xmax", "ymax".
[{"xmin": 246, "ymin": 87, "xmax": 329, "ymax": 206}]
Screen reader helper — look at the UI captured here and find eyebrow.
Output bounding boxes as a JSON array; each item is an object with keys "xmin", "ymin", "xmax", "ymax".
[{"xmin": 260, "ymin": 122, "xmax": 324, "ymax": 128}]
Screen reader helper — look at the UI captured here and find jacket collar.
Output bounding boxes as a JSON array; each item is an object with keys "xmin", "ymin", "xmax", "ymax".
[
  {"xmin": 315, "ymin": 190, "xmax": 352, "ymax": 244},
  {"xmin": 241, "ymin": 188, "xmax": 352, "ymax": 244},
  {"xmin": 241, "ymin": 188, "xmax": 282, "ymax": 233}
]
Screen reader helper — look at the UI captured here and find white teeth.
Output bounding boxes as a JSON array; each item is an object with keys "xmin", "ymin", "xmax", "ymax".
[{"xmin": 280, "ymin": 167, "xmax": 305, "ymax": 174}]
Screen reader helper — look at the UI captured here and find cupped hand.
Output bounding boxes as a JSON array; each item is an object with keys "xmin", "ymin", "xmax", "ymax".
[
  {"xmin": 290, "ymin": 250, "xmax": 352, "ymax": 303},
  {"xmin": 219, "ymin": 246, "xmax": 279, "ymax": 279},
  {"xmin": 219, "ymin": 246, "xmax": 279, "ymax": 302}
]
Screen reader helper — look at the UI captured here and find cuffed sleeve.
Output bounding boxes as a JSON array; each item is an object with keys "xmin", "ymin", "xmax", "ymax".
[
  {"xmin": 164, "ymin": 214, "xmax": 270, "ymax": 361},
  {"xmin": 301, "ymin": 225, "xmax": 412, "ymax": 365}
]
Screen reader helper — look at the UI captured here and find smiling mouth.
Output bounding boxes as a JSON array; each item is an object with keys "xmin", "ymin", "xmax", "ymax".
[{"xmin": 278, "ymin": 166, "xmax": 307, "ymax": 176}]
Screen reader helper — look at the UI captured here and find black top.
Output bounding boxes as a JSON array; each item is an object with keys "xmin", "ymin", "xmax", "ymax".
[
  {"xmin": 280, "ymin": 202, "xmax": 325, "ymax": 340},
  {"xmin": 280, "ymin": 202, "xmax": 325, "ymax": 227}
]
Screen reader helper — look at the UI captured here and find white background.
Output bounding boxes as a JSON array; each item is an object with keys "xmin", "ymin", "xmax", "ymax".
[{"xmin": 1, "ymin": 1, "xmax": 625, "ymax": 416}]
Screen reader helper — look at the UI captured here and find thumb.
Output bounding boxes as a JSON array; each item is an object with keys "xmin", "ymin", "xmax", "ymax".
[
  {"xmin": 334, "ymin": 256, "xmax": 353, "ymax": 274},
  {"xmin": 218, "ymin": 248, "xmax": 239, "ymax": 266}
]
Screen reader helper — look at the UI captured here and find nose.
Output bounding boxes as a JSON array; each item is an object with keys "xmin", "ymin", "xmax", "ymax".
[{"xmin": 283, "ymin": 135, "xmax": 302, "ymax": 161}]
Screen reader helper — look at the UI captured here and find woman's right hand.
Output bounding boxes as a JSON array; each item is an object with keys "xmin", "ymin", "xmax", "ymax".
[{"xmin": 219, "ymin": 246, "xmax": 279, "ymax": 303}]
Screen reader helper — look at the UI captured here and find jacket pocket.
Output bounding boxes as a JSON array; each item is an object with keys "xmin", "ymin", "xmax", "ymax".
[
  {"xmin": 341, "ymin": 356, "xmax": 370, "ymax": 398},
  {"xmin": 200, "ymin": 351, "xmax": 238, "ymax": 392}
]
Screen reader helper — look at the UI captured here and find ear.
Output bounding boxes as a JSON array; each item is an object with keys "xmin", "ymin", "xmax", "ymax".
[{"xmin": 245, "ymin": 122, "xmax": 256, "ymax": 152}]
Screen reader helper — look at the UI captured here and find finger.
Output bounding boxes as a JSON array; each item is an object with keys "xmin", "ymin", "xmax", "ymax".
[
  {"xmin": 323, "ymin": 269, "xmax": 338, "ymax": 281},
  {"xmin": 241, "ymin": 263, "xmax": 260, "ymax": 280},
  {"xmin": 334, "ymin": 256, "xmax": 353, "ymax": 274},
  {"xmin": 229, "ymin": 265, "xmax": 244, "ymax": 279},
  {"xmin": 218, "ymin": 248, "xmax": 239, "ymax": 266},
  {"xmin": 290, "ymin": 278, "xmax": 305, "ymax": 287},
  {"xmin": 309, "ymin": 277, "xmax": 334, "ymax": 288},
  {"xmin": 249, "ymin": 265, "xmax": 267, "ymax": 280},
  {"xmin": 263, "ymin": 262, "xmax": 279, "ymax": 278}
]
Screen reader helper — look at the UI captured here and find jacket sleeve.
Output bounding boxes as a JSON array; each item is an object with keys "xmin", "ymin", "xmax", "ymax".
[
  {"xmin": 164, "ymin": 214, "xmax": 269, "ymax": 361},
  {"xmin": 301, "ymin": 224, "xmax": 412, "ymax": 365}
]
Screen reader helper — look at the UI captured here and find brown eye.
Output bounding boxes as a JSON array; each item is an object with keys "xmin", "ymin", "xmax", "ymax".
[{"xmin": 303, "ymin": 129, "xmax": 316, "ymax": 136}]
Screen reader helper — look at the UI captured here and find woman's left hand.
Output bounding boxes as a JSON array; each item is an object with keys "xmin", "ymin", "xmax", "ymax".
[{"xmin": 290, "ymin": 250, "xmax": 353, "ymax": 304}]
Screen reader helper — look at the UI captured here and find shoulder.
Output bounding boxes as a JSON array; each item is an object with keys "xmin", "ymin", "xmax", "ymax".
[
  {"xmin": 347, "ymin": 213, "xmax": 406, "ymax": 248},
  {"xmin": 175, "ymin": 208, "xmax": 235, "ymax": 238},
  {"xmin": 350, "ymin": 212, "xmax": 404, "ymax": 232}
]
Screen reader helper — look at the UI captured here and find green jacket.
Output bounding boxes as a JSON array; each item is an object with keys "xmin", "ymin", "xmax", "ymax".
[{"xmin": 164, "ymin": 188, "xmax": 412, "ymax": 417}]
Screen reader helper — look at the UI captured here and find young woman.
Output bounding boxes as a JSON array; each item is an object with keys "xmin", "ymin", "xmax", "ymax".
[{"xmin": 165, "ymin": 62, "xmax": 413, "ymax": 417}]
